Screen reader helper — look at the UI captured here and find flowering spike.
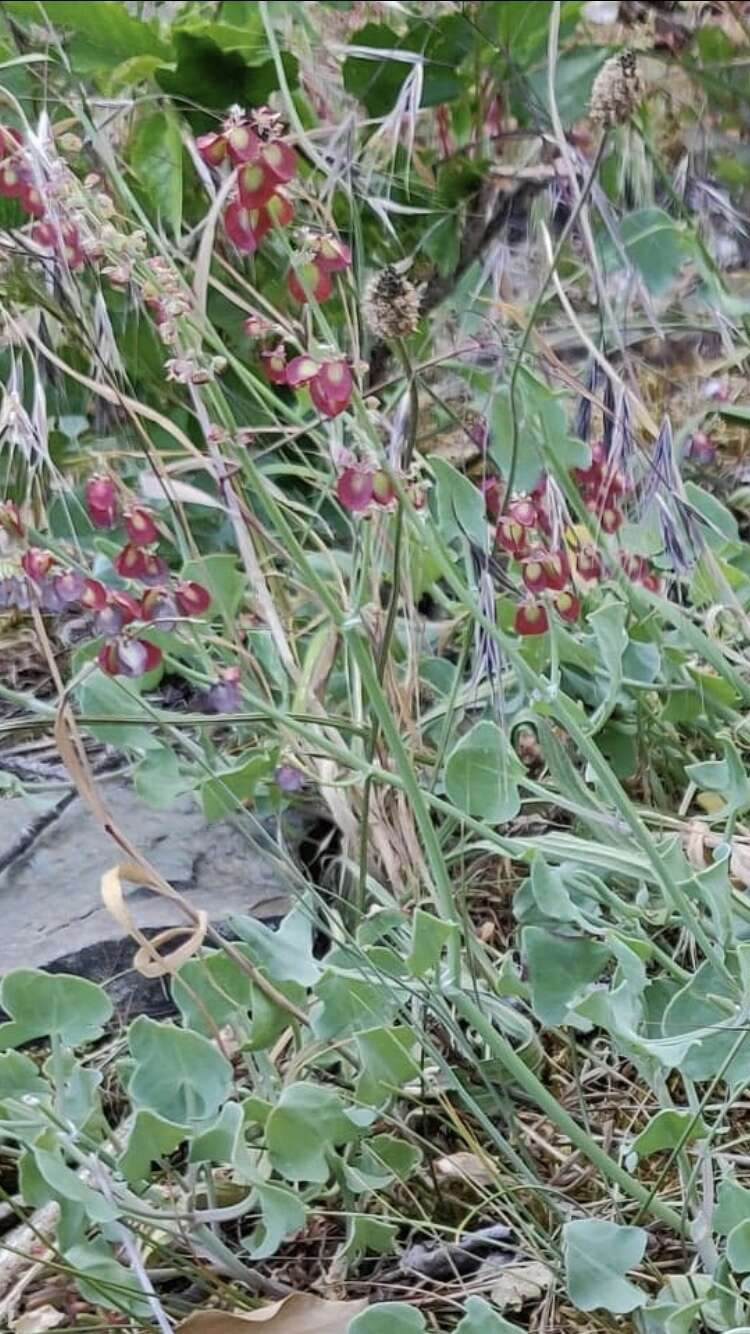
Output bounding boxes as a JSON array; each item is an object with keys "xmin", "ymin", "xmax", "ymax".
[
  {"xmin": 515, "ymin": 601, "xmax": 549, "ymax": 636},
  {"xmin": 336, "ymin": 467, "xmax": 374, "ymax": 512}
]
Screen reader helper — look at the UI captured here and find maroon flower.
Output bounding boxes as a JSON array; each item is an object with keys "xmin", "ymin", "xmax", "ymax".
[
  {"xmin": 336, "ymin": 467, "xmax": 374, "ymax": 512},
  {"xmin": 196, "ymin": 131, "xmax": 227, "ymax": 166},
  {"xmin": 313, "ymin": 236, "xmax": 351, "ymax": 272},
  {"xmin": 174, "ymin": 581, "xmax": 212, "ymax": 616},
  {"xmin": 141, "ymin": 587, "xmax": 178, "ymax": 631},
  {"xmin": 480, "ymin": 476, "xmax": 503, "ymax": 520},
  {"xmin": 554, "ymin": 590, "xmax": 580, "ymax": 622},
  {"xmin": 21, "ymin": 549, "xmax": 54, "ymax": 582},
  {"xmin": 98, "ymin": 637, "xmax": 163, "ymax": 678},
  {"xmin": 286, "ymin": 355, "xmax": 352, "ymax": 417},
  {"xmin": 496, "ymin": 517, "xmax": 528, "ymax": 557},
  {"xmin": 287, "ymin": 260, "xmax": 333, "ymax": 305},
  {"xmin": 237, "ymin": 159, "xmax": 278, "ymax": 210},
  {"xmin": 85, "ymin": 476, "xmax": 119, "ymax": 529},
  {"xmin": 260, "ymin": 344, "xmax": 288, "ymax": 384},
  {"xmin": 81, "ymin": 578, "xmax": 107, "ymax": 611},
  {"xmin": 124, "ymin": 506, "xmax": 158, "ymax": 547},
  {"xmin": 114, "ymin": 544, "xmax": 149, "ymax": 581},
  {"xmin": 372, "ymin": 470, "xmax": 396, "ymax": 506},
  {"xmin": 521, "ymin": 555, "xmax": 547, "ymax": 595},
  {"xmin": 574, "ymin": 545, "xmax": 602, "ymax": 582},
  {"xmin": 224, "ymin": 200, "xmax": 266, "ymax": 254},
  {"xmin": 515, "ymin": 601, "xmax": 549, "ymax": 636},
  {"xmin": 53, "ymin": 569, "xmax": 85, "ymax": 603}
]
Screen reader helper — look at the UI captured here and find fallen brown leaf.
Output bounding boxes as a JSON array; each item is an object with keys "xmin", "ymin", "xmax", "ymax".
[
  {"xmin": 11, "ymin": 1307, "xmax": 66, "ymax": 1334},
  {"xmin": 176, "ymin": 1293, "xmax": 368, "ymax": 1334},
  {"xmin": 490, "ymin": 1260, "xmax": 554, "ymax": 1310}
]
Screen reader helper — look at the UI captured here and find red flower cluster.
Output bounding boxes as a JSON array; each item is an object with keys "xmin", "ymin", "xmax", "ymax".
[
  {"xmin": 572, "ymin": 440, "xmax": 627, "ymax": 534},
  {"xmin": 0, "ymin": 124, "xmax": 85, "ymax": 268},
  {"xmin": 260, "ymin": 350, "xmax": 353, "ymax": 418},
  {"xmin": 336, "ymin": 466, "xmax": 397, "ymax": 512},
  {"xmin": 81, "ymin": 476, "xmax": 211, "ymax": 675},
  {"xmin": 286, "ymin": 235, "xmax": 350, "ymax": 305},
  {"xmin": 197, "ymin": 110, "xmax": 297, "ymax": 257}
]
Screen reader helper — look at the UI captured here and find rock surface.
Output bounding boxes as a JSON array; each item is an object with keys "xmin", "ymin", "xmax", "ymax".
[{"xmin": 0, "ymin": 779, "xmax": 295, "ymax": 1008}]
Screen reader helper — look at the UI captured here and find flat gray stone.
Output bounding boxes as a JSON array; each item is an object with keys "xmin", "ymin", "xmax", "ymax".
[{"xmin": 0, "ymin": 778, "xmax": 294, "ymax": 975}]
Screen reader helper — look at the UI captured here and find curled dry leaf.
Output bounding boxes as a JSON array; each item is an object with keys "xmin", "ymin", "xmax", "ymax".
[
  {"xmin": 489, "ymin": 1260, "xmax": 554, "ymax": 1311},
  {"xmin": 175, "ymin": 1293, "xmax": 368, "ymax": 1334},
  {"xmin": 434, "ymin": 1151, "xmax": 495, "ymax": 1188},
  {"xmin": 11, "ymin": 1307, "xmax": 66, "ymax": 1334}
]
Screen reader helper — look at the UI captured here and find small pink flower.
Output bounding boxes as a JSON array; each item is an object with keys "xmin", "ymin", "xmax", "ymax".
[
  {"xmin": 496, "ymin": 517, "xmax": 528, "ymax": 557},
  {"xmin": 336, "ymin": 467, "xmax": 374, "ymax": 512},
  {"xmin": 81, "ymin": 578, "xmax": 107, "ymax": 611},
  {"xmin": 21, "ymin": 549, "xmax": 54, "ymax": 582},
  {"xmin": 521, "ymin": 556, "xmax": 547, "ymax": 595},
  {"xmin": 224, "ymin": 200, "xmax": 265, "ymax": 254},
  {"xmin": 310, "ymin": 361, "xmax": 353, "ymax": 418},
  {"xmin": 313, "ymin": 235, "xmax": 351, "ymax": 272},
  {"xmin": 53, "ymin": 569, "xmax": 85, "ymax": 603},
  {"xmin": 141, "ymin": 587, "xmax": 178, "ymax": 631},
  {"xmin": 85, "ymin": 475, "xmax": 119, "ymax": 529},
  {"xmin": 480, "ymin": 476, "xmax": 503, "ymax": 520},
  {"xmin": 508, "ymin": 497, "xmax": 537, "ymax": 528}
]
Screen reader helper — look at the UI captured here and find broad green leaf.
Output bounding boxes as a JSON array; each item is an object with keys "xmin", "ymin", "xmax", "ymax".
[
  {"xmin": 119, "ymin": 1109, "xmax": 188, "ymax": 1182},
  {"xmin": 245, "ymin": 976, "xmax": 308, "ymax": 1053},
  {"xmin": 347, "ymin": 1134, "xmax": 422, "ymax": 1192},
  {"xmin": 312, "ymin": 971, "xmax": 396, "ymax": 1039},
  {"xmin": 341, "ymin": 1215, "xmax": 398, "ymax": 1261},
  {"xmin": 613, "ymin": 208, "xmax": 686, "ymax": 295},
  {"xmin": 30, "ymin": 1146, "xmax": 117, "ymax": 1224},
  {"xmin": 43, "ymin": 1050, "xmax": 102, "ymax": 1132},
  {"xmin": 349, "ymin": 1304, "xmax": 426, "ymax": 1334},
  {"xmin": 230, "ymin": 900, "xmax": 320, "ymax": 986},
  {"xmin": 201, "ymin": 754, "xmax": 273, "ymax": 822},
  {"xmin": 0, "ymin": 1051, "xmax": 47, "ymax": 1099},
  {"xmin": 429, "ymin": 456, "xmax": 488, "ymax": 547},
  {"xmin": 134, "ymin": 746, "xmax": 189, "ymax": 809},
  {"xmin": 244, "ymin": 1182, "xmax": 307, "ymax": 1260},
  {"xmin": 728, "ymin": 1220, "xmax": 750, "ymax": 1272},
  {"xmin": 158, "ymin": 31, "xmax": 297, "ymax": 121},
  {"xmin": 130, "ymin": 110, "xmax": 183, "ymax": 237},
  {"xmin": 445, "ymin": 720, "xmax": 524, "ymax": 824},
  {"xmin": 127, "ymin": 1016, "xmax": 233, "ymax": 1125},
  {"xmin": 407, "ymin": 908, "xmax": 458, "ymax": 977},
  {"xmin": 686, "ymin": 737, "xmax": 750, "ymax": 816},
  {"xmin": 714, "ymin": 1179, "xmax": 750, "ymax": 1235},
  {"xmin": 355, "ymin": 1025, "xmax": 421, "ymax": 1106},
  {"xmin": 564, "ymin": 1219, "xmax": 648, "ymax": 1314},
  {"xmin": 173, "ymin": 949, "xmax": 254, "ymax": 1033},
  {"xmin": 5, "ymin": 2, "xmax": 170, "ymax": 77},
  {"xmin": 67, "ymin": 1239, "xmax": 151, "ymax": 1318},
  {"xmin": 266, "ymin": 1083, "xmax": 368, "ymax": 1183},
  {"xmin": 0, "ymin": 970, "xmax": 113, "ymax": 1049},
  {"xmin": 631, "ymin": 1109, "xmax": 706, "ymax": 1161},
  {"xmin": 587, "ymin": 600, "xmax": 628, "ymax": 721},
  {"xmin": 189, "ymin": 1101, "xmax": 252, "ymax": 1173},
  {"xmin": 456, "ymin": 1296, "xmax": 524, "ymax": 1334},
  {"xmin": 528, "ymin": 46, "xmax": 610, "ymax": 124},
  {"xmin": 20, "ymin": 1150, "xmax": 85, "ymax": 1251},
  {"xmin": 684, "ymin": 481, "xmax": 740, "ymax": 553},
  {"xmin": 77, "ymin": 670, "xmax": 160, "ymax": 750},
  {"xmin": 523, "ymin": 929, "xmax": 610, "ymax": 1025}
]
